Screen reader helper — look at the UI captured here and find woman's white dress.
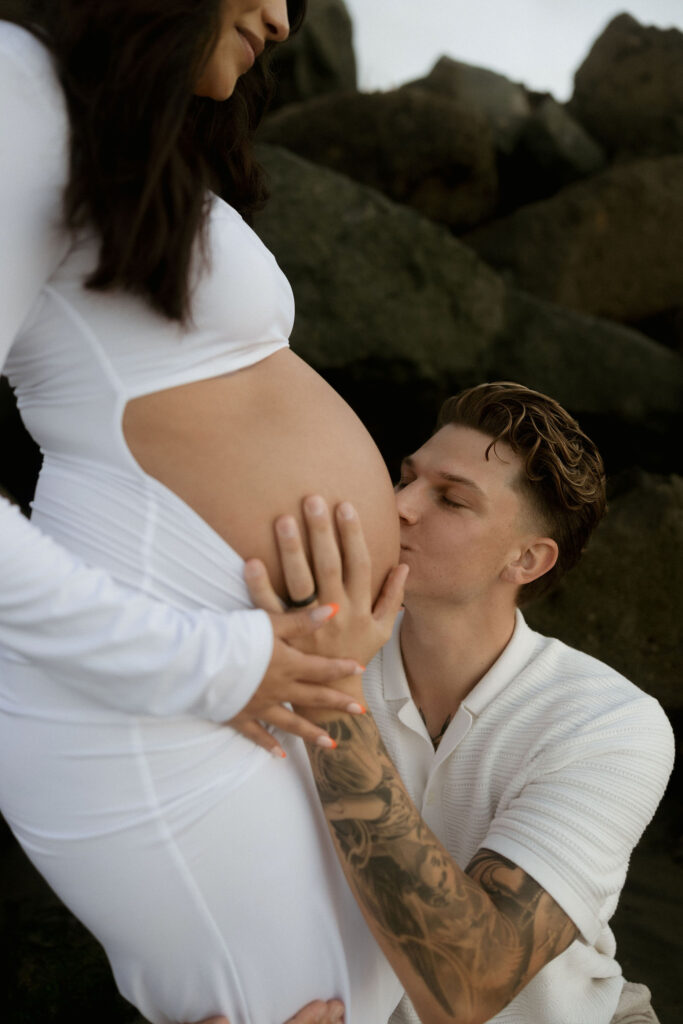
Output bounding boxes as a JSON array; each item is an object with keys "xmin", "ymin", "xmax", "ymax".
[{"xmin": 0, "ymin": 22, "xmax": 402, "ymax": 1024}]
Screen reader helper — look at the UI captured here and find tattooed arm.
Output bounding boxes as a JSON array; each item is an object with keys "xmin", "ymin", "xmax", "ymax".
[
  {"xmin": 309, "ymin": 712, "xmax": 578, "ymax": 1024},
  {"xmin": 245, "ymin": 498, "xmax": 578, "ymax": 1024}
]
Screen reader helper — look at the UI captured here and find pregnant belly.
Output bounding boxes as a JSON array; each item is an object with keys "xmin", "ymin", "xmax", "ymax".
[{"xmin": 122, "ymin": 349, "xmax": 399, "ymax": 598}]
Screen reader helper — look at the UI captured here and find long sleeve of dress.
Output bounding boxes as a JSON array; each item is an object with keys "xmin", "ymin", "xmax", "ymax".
[{"xmin": 0, "ymin": 24, "xmax": 274, "ymax": 723}]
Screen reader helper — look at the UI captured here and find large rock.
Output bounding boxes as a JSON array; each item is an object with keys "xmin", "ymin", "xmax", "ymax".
[
  {"xmin": 491, "ymin": 288, "xmax": 683, "ymax": 444},
  {"xmin": 526, "ymin": 472, "xmax": 683, "ymax": 711},
  {"xmin": 464, "ymin": 156, "xmax": 683, "ymax": 324},
  {"xmin": 488, "ymin": 290, "xmax": 683, "ymax": 475},
  {"xmin": 254, "ymin": 146, "xmax": 683, "ymax": 472},
  {"xmin": 502, "ymin": 95, "xmax": 606, "ymax": 208},
  {"xmin": 403, "ymin": 60, "xmax": 605, "ymax": 216},
  {"xmin": 269, "ymin": 0, "xmax": 357, "ymax": 110},
  {"xmin": 255, "ymin": 145, "xmax": 505, "ymax": 379},
  {"xmin": 405, "ymin": 57, "xmax": 531, "ymax": 156},
  {"xmin": 570, "ymin": 14, "xmax": 683, "ymax": 158},
  {"xmin": 260, "ymin": 88, "xmax": 498, "ymax": 231},
  {"xmin": 635, "ymin": 307, "xmax": 683, "ymax": 357}
]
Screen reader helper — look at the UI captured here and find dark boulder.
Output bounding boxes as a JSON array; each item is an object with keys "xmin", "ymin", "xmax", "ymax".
[
  {"xmin": 569, "ymin": 13, "xmax": 683, "ymax": 158},
  {"xmin": 464, "ymin": 156, "xmax": 683, "ymax": 324},
  {"xmin": 402, "ymin": 58, "xmax": 605, "ymax": 218},
  {"xmin": 501, "ymin": 94, "xmax": 606, "ymax": 209},
  {"xmin": 634, "ymin": 307, "xmax": 683, "ymax": 357},
  {"xmin": 255, "ymin": 145, "xmax": 505, "ymax": 381},
  {"xmin": 259, "ymin": 88, "xmax": 498, "ymax": 231},
  {"xmin": 527, "ymin": 471, "xmax": 683, "ymax": 711},
  {"xmin": 488, "ymin": 290, "xmax": 683, "ymax": 476},
  {"xmin": 254, "ymin": 145, "xmax": 683, "ymax": 474},
  {"xmin": 269, "ymin": 0, "xmax": 357, "ymax": 110},
  {"xmin": 405, "ymin": 57, "xmax": 531, "ymax": 156}
]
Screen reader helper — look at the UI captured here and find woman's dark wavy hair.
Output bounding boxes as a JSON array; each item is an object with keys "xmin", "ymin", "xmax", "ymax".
[
  {"xmin": 0, "ymin": 0, "xmax": 306, "ymax": 320},
  {"xmin": 437, "ymin": 382, "xmax": 607, "ymax": 605}
]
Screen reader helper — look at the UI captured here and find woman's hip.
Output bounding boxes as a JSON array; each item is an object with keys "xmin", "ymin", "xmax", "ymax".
[{"xmin": 0, "ymin": 669, "xmax": 391, "ymax": 1021}]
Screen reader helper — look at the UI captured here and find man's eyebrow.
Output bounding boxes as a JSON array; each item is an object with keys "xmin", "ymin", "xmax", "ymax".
[{"xmin": 401, "ymin": 456, "xmax": 487, "ymax": 497}]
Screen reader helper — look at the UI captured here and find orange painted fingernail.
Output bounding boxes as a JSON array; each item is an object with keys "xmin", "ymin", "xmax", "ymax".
[
  {"xmin": 310, "ymin": 603, "xmax": 339, "ymax": 623},
  {"xmin": 270, "ymin": 747, "xmax": 287, "ymax": 759},
  {"xmin": 316, "ymin": 735, "xmax": 337, "ymax": 749},
  {"xmin": 346, "ymin": 702, "xmax": 366, "ymax": 715}
]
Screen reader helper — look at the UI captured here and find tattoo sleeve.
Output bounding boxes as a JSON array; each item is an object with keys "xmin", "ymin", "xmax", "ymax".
[{"xmin": 308, "ymin": 714, "xmax": 579, "ymax": 1024}]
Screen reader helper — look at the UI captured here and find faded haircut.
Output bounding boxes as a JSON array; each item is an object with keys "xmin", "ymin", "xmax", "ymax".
[{"xmin": 437, "ymin": 382, "xmax": 607, "ymax": 604}]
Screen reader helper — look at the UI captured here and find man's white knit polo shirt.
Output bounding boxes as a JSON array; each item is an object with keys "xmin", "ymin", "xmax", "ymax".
[{"xmin": 364, "ymin": 611, "xmax": 674, "ymax": 1024}]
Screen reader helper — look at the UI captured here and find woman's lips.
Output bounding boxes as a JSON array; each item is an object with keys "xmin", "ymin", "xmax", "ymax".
[{"xmin": 237, "ymin": 30, "xmax": 256, "ymax": 70}]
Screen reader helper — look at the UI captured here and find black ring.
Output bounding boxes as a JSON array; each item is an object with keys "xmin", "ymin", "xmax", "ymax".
[{"xmin": 288, "ymin": 590, "xmax": 318, "ymax": 608}]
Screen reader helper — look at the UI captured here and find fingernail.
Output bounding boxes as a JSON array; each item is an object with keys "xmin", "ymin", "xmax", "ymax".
[
  {"xmin": 270, "ymin": 747, "xmax": 287, "ymax": 759},
  {"xmin": 352, "ymin": 664, "xmax": 366, "ymax": 675},
  {"xmin": 305, "ymin": 495, "xmax": 325, "ymax": 515},
  {"xmin": 276, "ymin": 516, "xmax": 297, "ymax": 537},
  {"xmin": 338, "ymin": 501, "xmax": 355, "ymax": 520},
  {"xmin": 316, "ymin": 735, "xmax": 337, "ymax": 749},
  {"xmin": 310, "ymin": 603, "xmax": 339, "ymax": 623},
  {"xmin": 346, "ymin": 702, "xmax": 366, "ymax": 715},
  {"xmin": 243, "ymin": 559, "xmax": 262, "ymax": 578}
]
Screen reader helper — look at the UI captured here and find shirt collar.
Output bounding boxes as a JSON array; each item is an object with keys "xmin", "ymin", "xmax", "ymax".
[
  {"xmin": 461, "ymin": 609, "xmax": 537, "ymax": 716},
  {"xmin": 382, "ymin": 610, "xmax": 412, "ymax": 703},
  {"xmin": 382, "ymin": 609, "xmax": 538, "ymax": 714}
]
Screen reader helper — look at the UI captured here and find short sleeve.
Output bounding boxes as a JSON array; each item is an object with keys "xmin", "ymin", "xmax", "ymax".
[{"xmin": 482, "ymin": 695, "xmax": 675, "ymax": 944}]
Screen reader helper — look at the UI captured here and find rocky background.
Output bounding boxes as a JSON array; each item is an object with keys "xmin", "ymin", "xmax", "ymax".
[{"xmin": 1, "ymin": 2, "xmax": 681, "ymax": 1021}]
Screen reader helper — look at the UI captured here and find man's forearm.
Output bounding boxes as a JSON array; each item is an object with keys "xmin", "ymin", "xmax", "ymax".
[{"xmin": 307, "ymin": 712, "xmax": 575, "ymax": 1024}]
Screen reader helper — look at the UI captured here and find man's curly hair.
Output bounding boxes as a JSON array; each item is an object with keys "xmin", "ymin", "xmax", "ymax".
[{"xmin": 437, "ymin": 382, "xmax": 607, "ymax": 605}]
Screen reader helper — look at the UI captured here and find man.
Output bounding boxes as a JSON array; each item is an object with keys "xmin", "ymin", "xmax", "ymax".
[{"xmin": 246, "ymin": 382, "xmax": 674, "ymax": 1024}]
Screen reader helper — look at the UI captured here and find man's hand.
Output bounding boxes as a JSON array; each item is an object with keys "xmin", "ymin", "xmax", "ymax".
[
  {"xmin": 195, "ymin": 998, "xmax": 345, "ymax": 1024},
  {"xmin": 235, "ymin": 495, "xmax": 406, "ymax": 752},
  {"xmin": 287, "ymin": 1001, "xmax": 344, "ymax": 1024},
  {"xmin": 246, "ymin": 496, "xmax": 408, "ymax": 676}
]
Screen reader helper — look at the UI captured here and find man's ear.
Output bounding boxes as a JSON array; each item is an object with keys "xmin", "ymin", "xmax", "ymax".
[{"xmin": 501, "ymin": 538, "xmax": 558, "ymax": 587}]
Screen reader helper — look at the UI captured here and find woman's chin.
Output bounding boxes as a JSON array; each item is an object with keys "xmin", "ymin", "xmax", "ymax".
[{"xmin": 194, "ymin": 74, "xmax": 238, "ymax": 101}]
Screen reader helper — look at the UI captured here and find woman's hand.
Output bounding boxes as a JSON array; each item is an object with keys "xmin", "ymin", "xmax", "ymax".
[
  {"xmin": 228, "ymin": 603, "xmax": 367, "ymax": 757},
  {"xmin": 246, "ymin": 495, "xmax": 408, "ymax": 684}
]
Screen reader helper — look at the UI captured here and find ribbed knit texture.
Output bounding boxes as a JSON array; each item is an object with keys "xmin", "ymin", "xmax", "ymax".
[{"xmin": 365, "ymin": 612, "xmax": 674, "ymax": 1024}]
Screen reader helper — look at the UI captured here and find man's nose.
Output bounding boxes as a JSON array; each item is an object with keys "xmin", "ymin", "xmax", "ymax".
[
  {"xmin": 395, "ymin": 483, "xmax": 420, "ymax": 524},
  {"xmin": 262, "ymin": 1, "xmax": 290, "ymax": 42}
]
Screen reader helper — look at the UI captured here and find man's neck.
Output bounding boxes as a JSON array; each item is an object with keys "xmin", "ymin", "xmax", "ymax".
[{"xmin": 398, "ymin": 598, "xmax": 517, "ymax": 737}]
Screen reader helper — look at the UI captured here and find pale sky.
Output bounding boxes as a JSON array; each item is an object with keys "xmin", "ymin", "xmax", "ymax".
[{"xmin": 344, "ymin": 0, "xmax": 683, "ymax": 100}]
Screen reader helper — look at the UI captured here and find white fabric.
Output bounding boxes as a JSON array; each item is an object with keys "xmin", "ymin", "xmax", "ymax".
[
  {"xmin": 364, "ymin": 611, "xmax": 674, "ymax": 1024},
  {"xmin": 0, "ymin": 21, "xmax": 285, "ymax": 722},
  {"xmin": 0, "ymin": 23, "xmax": 403, "ymax": 1024}
]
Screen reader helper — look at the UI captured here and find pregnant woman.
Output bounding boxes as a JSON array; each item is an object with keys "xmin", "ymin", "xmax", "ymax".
[{"xmin": 0, "ymin": 2, "xmax": 404, "ymax": 1021}]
